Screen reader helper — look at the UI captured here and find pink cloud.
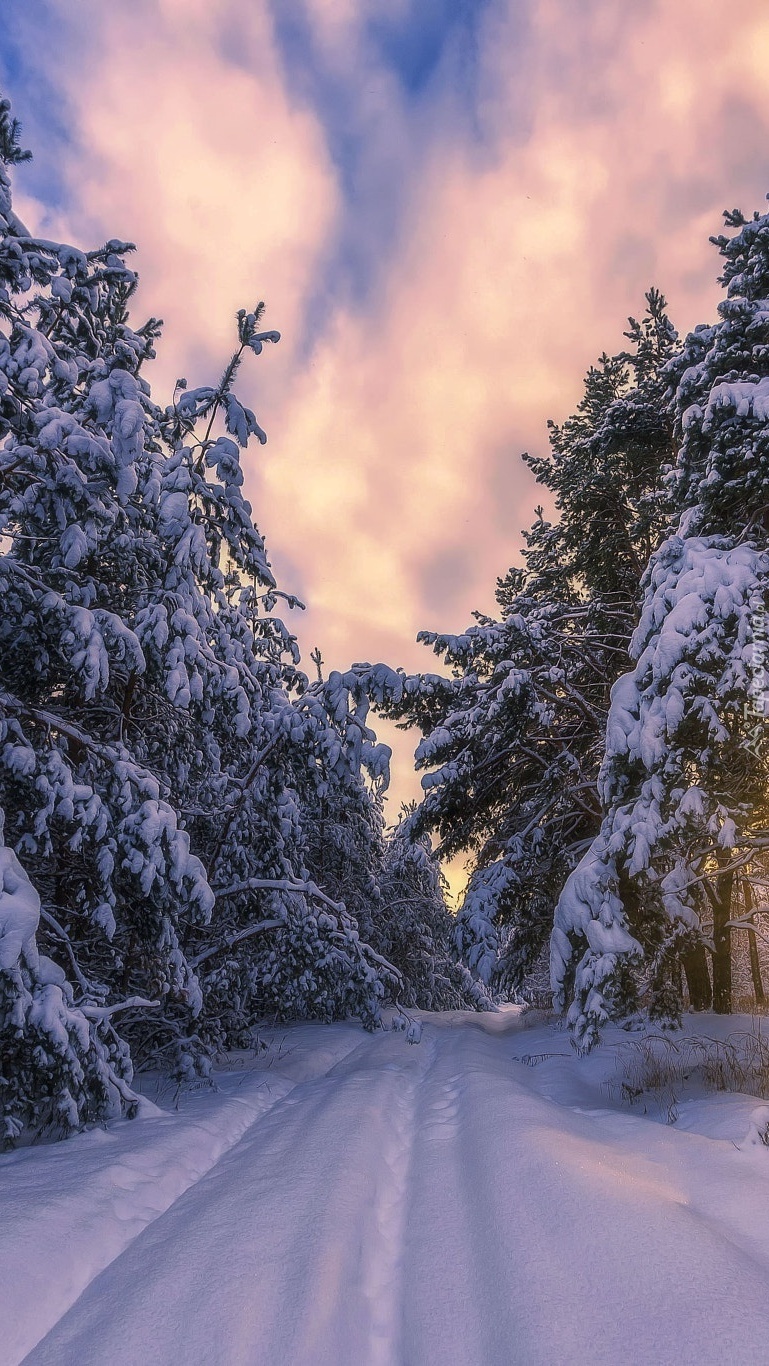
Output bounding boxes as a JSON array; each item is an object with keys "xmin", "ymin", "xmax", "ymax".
[
  {"xmin": 17, "ymin": 0, "xmax": 769, "ymax": 815},
  {"xmin": 44, "ymin": 0, "xmax": 339, "ymax": 397}
]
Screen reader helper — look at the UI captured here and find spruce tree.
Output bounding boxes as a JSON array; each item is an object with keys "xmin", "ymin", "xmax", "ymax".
[
  {"xmin": 553, "ymin": 208, "xmax": 769, "ymax": 1045},
  {"xmin": 0, "ymin": 94, "xmax": 404, "ymax": 1142},
  {"xmin": 0, "ymin": 98, "xmax": 172, "ymax": 1139},
  {"xmin": 377, "ymin": 806, "xmax": 492, "ymax": 1010}
]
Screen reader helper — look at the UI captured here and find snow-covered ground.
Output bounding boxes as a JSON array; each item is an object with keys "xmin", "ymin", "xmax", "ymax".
[{"xmin": 4, "ymin": 1008, "xmax": 769, "ymax": 1366}]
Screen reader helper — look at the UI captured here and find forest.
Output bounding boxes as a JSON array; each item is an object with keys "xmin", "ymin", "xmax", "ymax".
[{"xmin": 1, "ymin": 89, "xmax": 769, "ymax": 1146}]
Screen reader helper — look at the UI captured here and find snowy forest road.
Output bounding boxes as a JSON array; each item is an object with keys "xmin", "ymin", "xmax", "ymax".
[{"xmin": 13, "ymin": 1011, "xmax": 769, "ymax": 1366}]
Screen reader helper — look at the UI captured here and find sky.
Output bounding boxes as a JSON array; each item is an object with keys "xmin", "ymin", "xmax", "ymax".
[{"xmin": 4, "ymin": 0, "xmax": 769, "ymax": 821}]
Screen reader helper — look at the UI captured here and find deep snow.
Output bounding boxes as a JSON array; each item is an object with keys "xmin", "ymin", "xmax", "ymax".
[{"xmin": 4, "ymin": 1009, "xmax": 769, "ymax": 1366}]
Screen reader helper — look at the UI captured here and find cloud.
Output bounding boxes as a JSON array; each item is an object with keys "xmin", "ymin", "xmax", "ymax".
[
  {"xmin": 8, "ymin": 0, "xmax": 769, "ymax": 815},
  {"xmin": 34, "ymin": 0, "xmax": 339, "ymax": 394},
  {"xmin": 259, "ymin": 0, "xmax": 769, "ymax": 675}
]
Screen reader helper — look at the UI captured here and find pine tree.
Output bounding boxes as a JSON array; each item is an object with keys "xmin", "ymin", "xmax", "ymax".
[
  {"xmin": 377, "ymin": 806, "xmax": 492, "ymax": 1011},
  {"xmin": 553, "ymin": 208, "xmax": 769, "ymax": 1046},
  {"xmin": 0, "ymin": 94, "xmax": 402, "ymax": 1142},
  {"xmin": 0, "ymin": 98, "xmax": 170, "ymax": 1140},
  {"xmin": 295, "ymin": 663, "xmax": 487, "ymax": 1013}
]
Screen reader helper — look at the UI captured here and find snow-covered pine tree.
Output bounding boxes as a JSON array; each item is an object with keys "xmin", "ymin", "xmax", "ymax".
[
  {"xmin": 196, "ymin": 663, "xmax": 401, "ymax": 1044},
  {"xmin": 384, "ymin": 293, "xmax": 678, "ymax": 994},
  {"xmin": 293, "ymin": 661, "xmax": 487, "ymax": 1012},
  {"xmin": 553, "ymin": 208, "xmax": 769, "ymax": 1046},
  {"xmin": 0, "ymin": 94, "xmax": 400, "ymax": 1142},
  {"xmin": 377, "ymin": 805, "xmax": 492, "ymax": 1011},
  {"xmin": 297, "ymin": 660, "xmax": 390, "ymax": 952},
  {"xmin": 0, "ymin": 98, "xmax": 180, "ymax": 1141}
]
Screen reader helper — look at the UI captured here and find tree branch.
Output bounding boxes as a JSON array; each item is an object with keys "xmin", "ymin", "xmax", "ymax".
[
  {"xmin": 189, "ymin": 919, "xmax": 284, "ymax": 969},
  {"xmin": 80, "ymin": 996, "xmax": 160, "ymax": 1022}
]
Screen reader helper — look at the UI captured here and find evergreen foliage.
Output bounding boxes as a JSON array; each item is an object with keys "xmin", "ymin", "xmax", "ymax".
[
  {"xmin": 553, "ymin": 208, "xmax": 769, "ymax": 1045},
  {"xmin": 394, "ymin": 220, "xmax": 769, "ymax": 1042},
  {"xmin": 0, "ymin": 95, "xmax": 480, "ymax": 1145},
  {"xmin": 377, "ymin": 807, "xmax": 493, "ymax": 1011}
]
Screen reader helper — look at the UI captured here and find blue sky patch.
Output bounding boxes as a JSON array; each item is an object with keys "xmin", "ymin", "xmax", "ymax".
[
  {"xmin": 0, "ymin": 2, "xmax": 79, "ymax": 214},
  {"xmin": 266, "ymin": 0, "xmax": 507, "ymax": 321}
]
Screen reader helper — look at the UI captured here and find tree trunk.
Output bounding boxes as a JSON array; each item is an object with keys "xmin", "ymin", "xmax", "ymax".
[
  {"xmin": 711, "ymin": 856, "xmax": 734, "ymax": 1015},
  {"xmin": 744, "ymin": 879, "xmax": 765, "ymax": 1004},
  {"xmin": 682, "ymin": 943, "xmax": 712, "ymax": 1010}
]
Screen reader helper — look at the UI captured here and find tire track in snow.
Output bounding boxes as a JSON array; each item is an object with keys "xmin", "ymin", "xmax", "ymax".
[
  {"xmin": 402, "ymin": 1025, "xmax": 769, "ymax": 1366},
  {"xmin": 358, "ymin": 1032, "xmax": 440, "ymax": 1366},
  {"xmin": 400, "ymin": 1028, "xmax": 518, "ymax": 1366},
  {"xmin": 3, "ymin": 1028, "xmax": 370, "ymax": 1366},
  {"xmin": 23, "ymin": 1031, "xmax": 436, "ymax": 1366},
  {"xmin": 3, "ymin": 1076, "xmax": 298, "ymax": 1366},
  {"xmin": 17, "ymin": 1017, "xmax": 769, "ymax": 1366}
]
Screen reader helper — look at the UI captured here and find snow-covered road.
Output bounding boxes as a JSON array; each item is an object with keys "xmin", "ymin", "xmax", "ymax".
[{"xmin": 6, "ymin": 1010, "xmax": 769, "ymax": 1365}]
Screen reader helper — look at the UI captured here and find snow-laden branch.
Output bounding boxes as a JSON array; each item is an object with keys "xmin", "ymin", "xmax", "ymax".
[
  {"xmin": 327, "ymin": 928, "xmax": 402, "ymax": 980},
  {"xmin": 80, "ymin": 996, "xmax": 160, "ymax": 1022},
  {"xmin": 189, "ymin": 919, "xmax": 284, "ymax": 969},
  {"xmin": 208, "ymin": 875, "xmax": 401, "ymax": 983},
  {"xmin": 213, "ymin": 873, "xmax": 347, "ymax": 914},
  {"xmin": 660, "ymin": 845, "xmax": 769, "ymax": 901},
  {"xmin": 207, "ymin": 733, "xmax": 283, "ymax": 871},
  {"xmin": 0, "ymin": 689, "xmax": 171, "ymax": 798},
  {"xmin": 40, "ymin": 907, "xmax": 93, "ymax": 997},
  {"xmin": 723, "ymin": 917, "xmax": 769, "ymax": 947}
]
